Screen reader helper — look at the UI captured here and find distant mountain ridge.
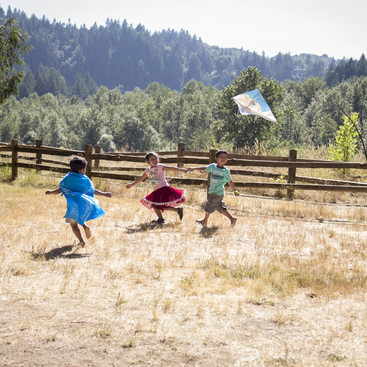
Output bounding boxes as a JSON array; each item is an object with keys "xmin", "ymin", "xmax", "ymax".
[{"xmin": 2, "ymin": 6, "xmax": 338, "ymax": 91}]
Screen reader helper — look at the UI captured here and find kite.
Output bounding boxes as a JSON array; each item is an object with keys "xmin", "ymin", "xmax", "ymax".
[{"xmin": 232, "ymin": 89, "xmax": 277, "ymax": 122}]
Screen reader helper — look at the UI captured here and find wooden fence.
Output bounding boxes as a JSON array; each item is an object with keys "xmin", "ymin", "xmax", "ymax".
[{"xmin": 2, "ymin": 140, "xmax": 367, "ymax": 199}]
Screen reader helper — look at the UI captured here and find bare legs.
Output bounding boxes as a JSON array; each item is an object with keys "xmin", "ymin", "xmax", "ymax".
[
  {"xmin": 196, "ymin": 212, "xmax": 210, "ymax": 227},
  {"xmin": 70, "ymin": 222, "xmax": 92, "ymax": 246},
  {"xmin": 83, "ymin": 224, "xmax": 91, "ymax": 239},
  {"xmin": 197, "ymin": 210, "xmax": 236, "ymax": 227},
  {"xmin": 221, "ymin": 209, "xmax": 237, "ymax": 226},
  {"xmin": 153, "ymin": 206, "xmax": 184, "ymax": 223},
  {"xmin": 153, "ymin": 207, "xmax": 164, "ymax": 220}
]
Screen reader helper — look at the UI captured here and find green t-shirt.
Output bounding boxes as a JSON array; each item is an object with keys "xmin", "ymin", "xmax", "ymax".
[{"xmin": 206, "ymin": 163, "xmax": 232, "ymax": 196}]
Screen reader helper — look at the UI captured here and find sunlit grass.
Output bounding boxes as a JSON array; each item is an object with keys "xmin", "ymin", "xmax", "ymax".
[{"xmin": 1, "ymin": 171, "xmax": 367, "ymax": 366}]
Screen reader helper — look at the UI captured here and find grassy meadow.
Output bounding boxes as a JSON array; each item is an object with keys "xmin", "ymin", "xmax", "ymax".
[{"xmin": 0, "ymin": 168, "xmax": 366, "ymax": 366}]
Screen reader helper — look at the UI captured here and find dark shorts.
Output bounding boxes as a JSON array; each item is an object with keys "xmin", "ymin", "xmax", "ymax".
[{"xmin": 204, "ymin": 194, "xmax": 227, "ymax": 214}]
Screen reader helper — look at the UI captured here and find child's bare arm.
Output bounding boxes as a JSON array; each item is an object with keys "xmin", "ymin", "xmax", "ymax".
[
  {"xmin": 162, "ymin": 165, "xmax": 189, "ymax": 173},
  {"xmin": 187, "ymin": 166, "xmax": 207, "ymax": 173},
  {"xmin": 45, "ymin": 188, "xmax": 61, "ymax": 195},
  {"xmin": 95, "ymin": 189, "xmax": 112, "ymax": 198},
  {"xmin": 125, "ymin": 172, "xmax": 148, "ymax": 189}
]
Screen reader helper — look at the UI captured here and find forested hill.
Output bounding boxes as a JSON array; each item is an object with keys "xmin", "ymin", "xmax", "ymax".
[{"xmin": 2, "ymin": 6, "xmax": 336, "ymax": 93}]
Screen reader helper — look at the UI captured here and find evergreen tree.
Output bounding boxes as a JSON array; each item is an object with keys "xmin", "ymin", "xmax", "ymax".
[
  {"xmin": 18, "ymin": 70, "xmax": 36, "ymax": 98},
  {"xmin": 0, "ymin": 17, "xmax": 32, "ymax": 104},
  {"xmin": 34, "ymin": 66, "xmax": 68, "ymax": 96},
  {"xmin": 1, "ymin": 5, "xmax": 339, "ymax": 94},
  {"xmin": 71, "ymin": 73, "xmax": 89, "ymax": 99}
]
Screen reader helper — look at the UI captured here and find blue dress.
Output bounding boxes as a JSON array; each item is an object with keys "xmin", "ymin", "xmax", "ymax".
[{"xmin": 59, "ymin": 172, "xmax": 105, "ymax": 225}]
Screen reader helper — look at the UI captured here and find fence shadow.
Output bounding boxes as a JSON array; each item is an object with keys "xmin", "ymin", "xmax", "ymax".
[{"xmin": 31, "ymin": 245, "xmax": 89, "ymax": 260}]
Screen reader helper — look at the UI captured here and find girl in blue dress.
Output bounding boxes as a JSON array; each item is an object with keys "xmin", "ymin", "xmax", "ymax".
[{"xmin": 45, "ymin": 156, "xmax": 112, "ymax": 248}]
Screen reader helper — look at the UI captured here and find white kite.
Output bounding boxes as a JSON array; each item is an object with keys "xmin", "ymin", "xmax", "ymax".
[{"xmin": 232, "ymin": 89, "xmax": 277, "ymax": 122}]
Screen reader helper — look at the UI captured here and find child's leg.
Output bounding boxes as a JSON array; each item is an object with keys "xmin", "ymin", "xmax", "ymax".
[
  {"xmin": 70, "ymin": 223, "xmax": 86, "ymax": 245},
  {"xmin": 196, "ymin": 211, "xmax": 210, "ymax": 226},
  {"xmin": 82, "ymin": 224, "xmax": 91, "ymax": 239},
  {"xmin": 197, "ymin": 195, "xmax": 217, "ymax": 226},
  {"xmin": 164, "ymin": 206, "xmax": 184, "ymax": 220},
  {"xmin": 153, "ymin": 207, "xmax": 164, "ymax": 220},
  {"xmin": 220, "ymin": 209, "xmax": 237, "ymax": 226}
]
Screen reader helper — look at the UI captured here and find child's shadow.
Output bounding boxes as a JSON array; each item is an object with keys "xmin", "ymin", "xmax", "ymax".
[
  {"xmin": 31, "ymin": 245, "xmax": 89, "ymax": 260},
  {"xmin": 199, "ymin": 226, "xmax": 219, "ymax": 238},
  {"xmin": 126, "ymin": 222, "xmax": 176, "ymax": 234}
]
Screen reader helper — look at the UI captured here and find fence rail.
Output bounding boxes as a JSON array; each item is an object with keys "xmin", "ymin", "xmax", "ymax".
[{"xmin": 1, "ymin": 140, "xmax": 367, "ymax": 199}]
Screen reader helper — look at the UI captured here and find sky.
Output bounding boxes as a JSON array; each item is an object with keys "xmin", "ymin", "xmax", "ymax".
[{"xmin": 1, "ymin": 0, "xmax": 366, "ymax": 60}]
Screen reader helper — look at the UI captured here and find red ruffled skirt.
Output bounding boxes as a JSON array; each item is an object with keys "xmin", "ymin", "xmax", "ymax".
[{"xmin": 140, "ymin": 186, "xmax": 185, "ymax": 211}]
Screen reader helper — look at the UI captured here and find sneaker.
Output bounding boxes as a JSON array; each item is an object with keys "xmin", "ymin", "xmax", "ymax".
[
  {"xmin": 177, "ymin": 207, "xmax": 183, "ymax": 220},
  {"xmin": 152, "ymin": 218, "xmax": 165, "ymax": 224}
]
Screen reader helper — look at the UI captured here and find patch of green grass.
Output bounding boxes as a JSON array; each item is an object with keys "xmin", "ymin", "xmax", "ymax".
[
  {"xmin": 15, "ymin": 170, "xmax": 60, "ymax": 188},
  {"xmin": 328, "ymin": 353, "xmax": 346, "ymax": 362},
  {"xmin": 0, "ymin": 166, "xmax": 11, "ymax": 182},
  {"xmin": 204, "ymin": 261, "xmax": 367, "ymax": 297}
]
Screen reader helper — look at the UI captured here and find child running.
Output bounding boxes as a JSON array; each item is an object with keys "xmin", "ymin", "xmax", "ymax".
[
  {"xmin": 45, "ymin": 156, "xmax": 112, "ymax": 248},
  {"xmin": 188, "ymin": 150, "xmax": 238, "ymax": 227},
  {"xmin": 126, "ymin": 152, "xmax": 187, "ymax": 224}
]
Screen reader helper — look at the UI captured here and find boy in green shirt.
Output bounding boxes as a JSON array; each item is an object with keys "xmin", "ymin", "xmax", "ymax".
[{"xmin": 188, "ymin": 150, "xmax": 238, "ymax": 226}]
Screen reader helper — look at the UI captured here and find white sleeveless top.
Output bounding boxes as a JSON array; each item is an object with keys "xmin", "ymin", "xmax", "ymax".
[{"xmin": 145, "ymin": 164, "xmax": 168, "ymax": 190}]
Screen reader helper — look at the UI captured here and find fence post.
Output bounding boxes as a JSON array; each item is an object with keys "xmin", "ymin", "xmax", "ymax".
[
  {"xmin": 287, "ymin": 149, "xmax": 297, "ymax": 200},
  {"xmin": 207, "ymin": 149, "xmax": 216, "ymax": 198},
  {"xmin": 177, "ymin": 142, "xmax": 185, "ymax": 167},
  {"xmin": 94, "ymin": 145, "xmax": 101, "ymax": 169},
  {"xmin": 85, "ymin": 144, "xmax": 93, "ymax": 178},
  {"xmin": 36, "ymin": 139, "xmax": 42, "ymax": 171},
  {"xmin": 11, "ymin": 139, "xmax": 18, "ymax": 181}
]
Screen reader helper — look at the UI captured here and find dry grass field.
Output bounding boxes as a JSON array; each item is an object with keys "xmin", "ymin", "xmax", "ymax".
[{"xmin": 0, "ymin": 169, "xmax": 367, "ymax": 366}]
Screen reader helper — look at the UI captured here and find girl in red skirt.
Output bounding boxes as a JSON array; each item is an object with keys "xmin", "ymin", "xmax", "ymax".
[{"xmin": 126, "ymin": 152, "xmax": 188, "ymax": 224}]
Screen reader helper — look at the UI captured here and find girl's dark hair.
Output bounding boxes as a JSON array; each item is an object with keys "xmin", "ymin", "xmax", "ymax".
[
  {"xmin": 70, "ymin": 156, "xmax": 87, "ymax": 172},
  {"xmin": 215, "ymin": 150, "xmax": 228, "ymax": 157},
  {"xmin": 145, "ymin": 151, "xmax": 158, "ymax": 161}
]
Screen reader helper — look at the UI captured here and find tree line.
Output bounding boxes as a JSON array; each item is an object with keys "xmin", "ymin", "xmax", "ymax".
[
  {"xmin": 0, "ymin": 5, "xmax": 346, "ymax": 94},
  {"xmin": 1, "ymin": 67, "xmax": 367, "ymax": 154},
  {"xmin": 1, "ymin": 8, "xmax": 367, "ymax": 156}
]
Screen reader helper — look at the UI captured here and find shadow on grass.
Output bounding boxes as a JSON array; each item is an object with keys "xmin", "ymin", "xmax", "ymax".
[
  {"xmin": 125, "ymin": 221, "xmax": 177, "ymax": 233},
  {"xmin": 31, "ymin": 245, "xmax": 89, "ymax": 260},
  {"xmin": 199, "ymin": 226, "xmax": 219, "ymax": 238}
]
